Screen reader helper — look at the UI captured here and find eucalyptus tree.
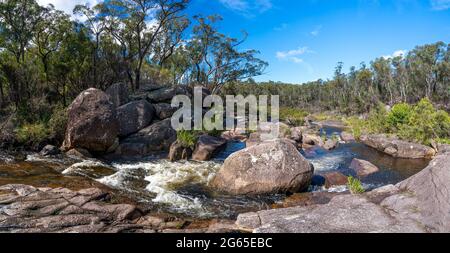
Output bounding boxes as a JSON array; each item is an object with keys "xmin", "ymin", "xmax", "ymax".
[
  {"xmin": 74, "ymin": 4, "xmax": 107, "ymax": 86},
  {"xmin": 98, "ymin": 0, "xmax": 189, "ymax": 90},
  {"xmin": 371, "ymin": 57, "xmax": 394, "ymax": 105},
  {"xmin": 33, "ymin": 5, "xmax": 71, "ymax": 88},
  {"xmin": 0, "ymin": 0, "xmax": 44, "ymax": 106},
  {"xmin": 186, "ymin": 15, "xmax": 268, "ymax": 94}
]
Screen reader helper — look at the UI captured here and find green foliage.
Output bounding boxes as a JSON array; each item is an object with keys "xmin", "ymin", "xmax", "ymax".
[
  {"xmin": 347, "ymin": 176, "xmax": 365, "ymax": 194},
  {"xmin": 226, "ymin": 42, "xmax": 449, "ymax": 115},
  {"xmin": 47, "ymin": 105, "xmax": 68, "ymax": 144},
  {"xmin": 344, "ymin": 116, "xmax": 364, "ymax": 139},
  {"xmin": 14, "ymin": 123, "xmax": 50, "ymax": 148},
  {"xmin": 345, "ymin": 98, "xmax": 450, "ymax": 145},
  {"xmin": 279, "ymin": 107, "xmax": 308, "ymax": 126},
  {"xmin": 176, "ymin": 130, "xmax": 198, "ymax": 149},
  {"xmin": 397, "ymin": 98, "xmax": 450, "ymax": 145},
  {"xmin": 386, "ymin": 103, "xmax": 412, "ymax": 131},
  {"xmin": 366, "ymin": 103, "xmax": 389, "ymax": 133}
]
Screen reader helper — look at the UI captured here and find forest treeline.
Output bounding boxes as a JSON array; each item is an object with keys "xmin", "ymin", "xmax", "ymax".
[
  {"xmin": 0, "ymin": 0, "xmax": 267, "ymax": 149},
  {"xmin": 0, "ymin": 0, "xmax": 267, "ymax": 111},
  {"xmin": 225, "ymin": 42, "xmax": 449, "ymax": 114},
  {"xmin": 0, "ymin": 0, "xmax": 448, "ymax": 150}
]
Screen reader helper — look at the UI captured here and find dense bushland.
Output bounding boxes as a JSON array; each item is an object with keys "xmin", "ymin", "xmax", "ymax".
[
  {"xmin": 345, "ymin": 99, "xmax": 450, "ymax": 145},
  {"xmin": 225, "ymin": 42, "xmax": 449, "ymax": 114},
  {"xmin": 0, "ymin": 0, "xmax": 266, "ymax": 150}
]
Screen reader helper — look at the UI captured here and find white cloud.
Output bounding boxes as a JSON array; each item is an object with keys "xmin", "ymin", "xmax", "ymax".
[
  {"xmin": 430, "ymin": 0, "xmax": 450, "ymax": 10},
  {"xmin": 219, "ymin": 0, "xmax": 273, "ymax": 17},
  {"xmin": 37, "ymin": 0, "xmax": 98, "ymax": 15},
  {"xmin": 310, "ymin": 25, "xmax": 322, "ymax": 37},
  {"xmin": 276, "ymin": 47, "xmax": 312, "ymax": 64},
  {"xmin": 382, "ymin": 50, "xmax": 407, "ymax": 59}
]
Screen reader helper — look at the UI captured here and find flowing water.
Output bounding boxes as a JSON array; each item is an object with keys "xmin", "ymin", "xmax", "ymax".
[{"xmin": 0, "ymin": 127, "xmax": 430, "ymax": 219}]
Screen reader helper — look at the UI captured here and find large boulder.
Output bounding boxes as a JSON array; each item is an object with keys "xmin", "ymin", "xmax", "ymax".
[
  {"xmin": 62, "ymin": 88, "xmax": 119, "ymax": 153},
  {"xmin": 117, "ymin": 100, "xmax": 155, "ymax": 137},
  {"xmin": 246, "ymin": 132, "xmax": 263, "ymax": 147},
  {"xmin": 106, "ymin": 83, "xmax": 129, "ymax": 107},
  {"xmin": 210, "ymin": 139, "xmax": 314, "ymax": 195},
  {"xmin": 302, "ymin": 133, "xmax": 324, "ymax": 146},
  {"xmin": 236, "ymin": 150, "xmax": 450, "ymax": 233},
  {"xmin": 147, "ymin": 86, "xmax": 190, "ymax": 103},
  {"xmin": 361, "ymin": 134, "xmax": 436, "ymax": 159},
  {"xmin": 246, "ymin": 122, "xmax": 292, "ymax": 147},
  {"xmin": 154, "ymin": 103, "xmax": 177, "ymax": 120},
  {"xmin": 192, "ymin": 135, "xmax": 227, "ymax": 161},
  {"xmin": 116, "ymin": 119, "xmax": 176, "ymax": 157},
  {"xmin": 350, "ymin": 159, "xmax": 379, "ymax": 178}
]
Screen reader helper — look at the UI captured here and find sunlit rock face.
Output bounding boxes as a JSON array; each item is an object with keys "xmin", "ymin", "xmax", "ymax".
[
  {"xmin": 211, "ymin": 139, "xmax": 314, "ymax": 195},
  {"xmin": 62, "ymin": 88, "xmax": 119, "ymax": 154},
  {"xmin": 236, "ymin": 151, "xmax": 450, "ymax": 233},
  {"xmin": 360, "ymin": 134, "xmax": 436, "ymax": 159}
]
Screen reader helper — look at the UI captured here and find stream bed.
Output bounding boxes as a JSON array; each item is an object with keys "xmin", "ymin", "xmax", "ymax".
[{"xmin": 0, "ymin": 126, "xmax": 430, "ymax": 220}]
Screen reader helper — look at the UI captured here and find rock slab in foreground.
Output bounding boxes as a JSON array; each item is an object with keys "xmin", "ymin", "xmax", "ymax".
[
  {"xmin": 236, "ymin": 151, "xmax": 450, "ymax": 233},
  {"xmin": 0, "ymin": 184, "xmax": 142, "ymax": 233},
  {"xmin": 361, "ymin": 134, "xmax": 436, "ymax": 159},
  {"xmin": 62, "ymin": 88, "xmax": 119, "ymax": 153},
  {"xmin": 211, "ymin": 139, "xmax": 314, "ymax": 195}
]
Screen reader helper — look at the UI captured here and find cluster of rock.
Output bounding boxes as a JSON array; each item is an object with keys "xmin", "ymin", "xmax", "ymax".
[
  {"xmin": 245, "ymin": 122, "xmax": 340, "ymax": 151},
  {"xmin": 59, "ymin": 84, "xmax": 191, "ymax": 159},
  {"xmin": 169, "ymin": 135, "xmax": 227, "ymax": 162},
  {"xmin": 360, "ymin": 134, "xmax": 436, "ymax": 159},
  {"xmin": 236, "ymin": 148, "xmax": 450, "ymax": 233},
  {"xmin": 56, "ymin": 84, "xmax": 231, "ymax": 162},
  {"xmin": 0, "ymin": 184, "xmax": 238, "ymax": 233}
]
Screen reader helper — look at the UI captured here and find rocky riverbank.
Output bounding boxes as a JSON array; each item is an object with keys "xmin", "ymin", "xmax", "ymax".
[
  {"xmin": 0, "ymin": 184, "xmax": 239, "ymax": 233},
  {"xmin": 1, "ymin": 86, "xmax": 447, "ymax": 233},
  {"xmin": 1, "ymin": 146, "xmax": 448, "ymax": 233},
  {"xmin": 235, "ymin": 147, "xmax": 450, "ymax": 233}
]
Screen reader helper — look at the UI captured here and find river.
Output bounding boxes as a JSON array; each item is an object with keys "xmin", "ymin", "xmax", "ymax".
[{"xmin": 0, "ymin": 126, "xmax": 430, "ymax": 220}]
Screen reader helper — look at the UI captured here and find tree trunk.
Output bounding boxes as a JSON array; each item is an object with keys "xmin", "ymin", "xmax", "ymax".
[{"xmin": 0, "ymin": 81, "xmax": 4, "ymax": 107}]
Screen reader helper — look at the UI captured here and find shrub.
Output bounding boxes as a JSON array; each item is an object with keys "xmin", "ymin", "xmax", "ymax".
[
  {"xmin": 366, "ymin": 103, "xmax": 388, "ymax": 133},
  {"xmin": 347, "ymin": 176, "xmax": 365, "ymax": 194},
  {"xmin": 386, "ymin": 103, "xmax": 412, "ymax": 131},
  {"xmin": 15, "ymin": 123, "xmax": 50, "ymax": 148},
  {"xmin": 344, "ymin": 116, "xmax": 364, "ymax": 139},
  {"xmin": 48, "ymin": 105, "xmax": 68, "ymax": 144},
  {"xmin": 397, "ymin": 98, "xmax": 450, "ymax": 145},
  {"xmin": 176, "ymin": 130, "xmax": 198, "ymax": 149},
  {"xmin": 345, "ymin": 99, "xmax": 450, "ymax": 145},
  {"xmin": 279, "ymin": 107, "xmax": 308, "ymax": 126}
]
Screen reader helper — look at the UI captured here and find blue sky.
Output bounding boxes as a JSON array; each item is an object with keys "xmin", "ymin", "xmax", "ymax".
[
  {"xmin": 186, "ymin": 0, "xmax": 450, "ymax": 84},
  {"xmin": 40, "ymin": 0, "xmax": 450, "ymax": 84}
]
